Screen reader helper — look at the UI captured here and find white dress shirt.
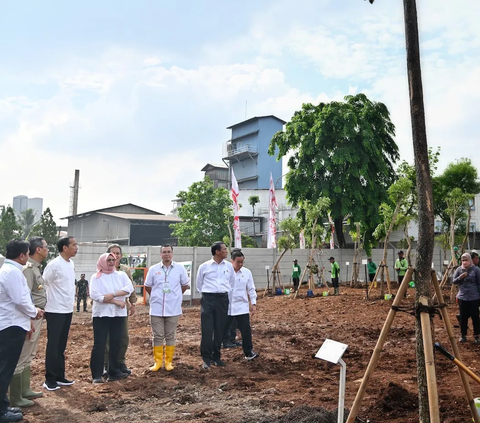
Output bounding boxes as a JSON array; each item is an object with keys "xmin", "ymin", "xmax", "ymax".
[
  {"xmin": 196, "ymin": 259, "xmax": 235, "ymax": 294},
  {"xmin": 0, "ymin": 259, "xmax": 37, "ymax": 331},
  {"xmin": 228, "ymin": 267, "xmax": 257, "ymax": 316},
  {"xmin": 145, "ymin": 261, "xmax": 189, "ymax": 317},
  {"xmin": 43, "ymin": 255, "xmax": 76, "ymax": 313},
  {"xmin": 90, "ymin": 271, "xmax": 134, "ymax": 318}
]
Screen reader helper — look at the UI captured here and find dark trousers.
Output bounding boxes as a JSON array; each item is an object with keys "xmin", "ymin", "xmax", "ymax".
[
  {"xmin": 332, "ymin": 277, "xmax": 339, "ymax": 288},
  {"xmin": 222, "ymin": 319, "xmax": 237, "ymax": 345},
  {"xmin": 45, "ymin": 312, "xmax": 72, "ymax": 384},
  {"xmin": 224, "ymin": 314, "xmax": 253, "ymax": 356},
  {"xmin": 458, "ymin": 299, "xmax": 480, "ymax": 337},
  {"xmin": 77, "ymin": 295, "xmax": 87, "ymax": 312},
  {"xmin": 0, "ymin": 326, "xmax": 26, "ymax": 414},
  {"xmin": 91, "ymin": 317, "xmax": 125, "ymax": 379},
  {"xmin": 369, "ymin": 273, "xmax": 375, "ymax": 283},
  {"xmin": 104, "ymin": 315, "xmax": 129, "ymax": 369},
  {"xmin": 200, "ymin": 293, "xmax": 229, "ymax": 363},
  {"xmin": 292, "ymin": 277, "xmax": 299, "ymax": 289}
]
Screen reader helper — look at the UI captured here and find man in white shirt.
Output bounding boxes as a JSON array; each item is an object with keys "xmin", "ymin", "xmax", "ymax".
[
  {"xmin": 42, "ymin": 236, "xmax": 78, "ymax": 391},
  {"xmin": 9, "ymin": 237, "xmax": 49, "ymax": 408},
  {"xmin": 0, "ymin": 239, "xmax": 43, "ymax": 423},
  {"xmin": 196, "ymin": 242, "xmax": 235, "ymax": 369},
  {"xmin": 145, "ymin": 245, "xmax": 189, "ymax": 372}
]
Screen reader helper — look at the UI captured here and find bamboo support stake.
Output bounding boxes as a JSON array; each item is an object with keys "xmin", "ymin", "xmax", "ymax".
[
  {"xmin": 345, "ymin": 267, "xmax": 414, "ymax": 423},
  {"xmin": 384, "ymin": 265, "xmax": 392, "ymax": 294},
  {"xmin": 431, "ymin": 270, "xmax": 480, "ymax": 423},
  {"xmin": 419, "ymin": 296, "xmax": 440, "ymax": 423},
  {"xmin": 367, "ymin": 263, "xmax": 381, "ymax": 295}
]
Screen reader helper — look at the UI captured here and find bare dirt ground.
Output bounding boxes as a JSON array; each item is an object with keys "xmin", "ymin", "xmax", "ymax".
[{"xmin": 21, "ymin": 286, "xmax": 480, "ymax": 423}]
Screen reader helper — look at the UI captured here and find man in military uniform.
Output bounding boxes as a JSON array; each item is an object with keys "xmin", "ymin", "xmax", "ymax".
[
  {"xmin": 75, "ymin": 274, "xmax": 89, "ymax": 312},
  {"xmin": 104, "ymin": 244, "xmax": 137, "ymax": 375},
  {"xmin": 9, "ymin": 237, "xmax": 48, "ymax": 407}
]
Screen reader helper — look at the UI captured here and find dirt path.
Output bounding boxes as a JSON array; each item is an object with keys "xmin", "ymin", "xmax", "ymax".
[{"xmin": 22, "ymin": 288, "xmax": 480, "ymax": 422}]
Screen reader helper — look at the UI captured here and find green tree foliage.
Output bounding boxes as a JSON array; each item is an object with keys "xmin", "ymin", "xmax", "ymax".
[
  {"xmin": 171, "ymin": 177, "xmax": 233, "ymax": 246},
  {"xmin": 0, "ymin": 207, "xmax": 21, "ymax": 255},
  {"xmin": 18, "ymin": 208, "xmax": 37, "ymax": 239},
  {"xmin": 30, "ymin": 208, "xmax": 58, "ymax": 245},
  {"xmin": 248, "ymin": 195, "xmax": 260, "ymax": 236},
  {"xmin": 269, "ymin": 93, "xmax": 399, "ymax": 249},
  {"xmin": 433, "ymin": 158, "xmax": 480, "ymax": 228}
]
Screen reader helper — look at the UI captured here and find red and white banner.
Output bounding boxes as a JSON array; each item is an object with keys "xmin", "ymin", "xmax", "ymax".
[
  {"xmin": 328, "ymin": 214, "xmax": 335, "ymax": 249},
  {"xmin": 267, "ymin": 172, "xmax": 277, "ymax": 248},
  {"xmin": 299, "ymin": 229, "xmax": 305, "ymax": 249},
  {"xmin": 231, "ymin": 169, "xmax": 241, "ymax": 248}
]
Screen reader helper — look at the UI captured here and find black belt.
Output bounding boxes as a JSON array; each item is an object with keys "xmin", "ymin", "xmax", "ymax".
[{"xmin": 202, "ymin": 292, "xmax": 228, "ymax": 296}]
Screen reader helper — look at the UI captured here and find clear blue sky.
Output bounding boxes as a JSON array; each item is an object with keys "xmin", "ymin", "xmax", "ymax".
[{"xmin": 1, "ymin": 0, "xmax": 478, "ymax": 222}]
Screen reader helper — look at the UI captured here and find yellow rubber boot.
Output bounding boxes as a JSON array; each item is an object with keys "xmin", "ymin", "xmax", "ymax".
[
  {"xmin": 149, "ymin": 346, "xmax": 164, "ymax": 371},
  {"xmin": 165, "ymin": 346, "xmax": 175, "ymax": 372}
]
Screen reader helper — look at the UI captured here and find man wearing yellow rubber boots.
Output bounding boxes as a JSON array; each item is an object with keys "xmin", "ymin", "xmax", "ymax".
[{"xmin": 144, "ymin": 245, "xmax": 189, "ymax": 371}]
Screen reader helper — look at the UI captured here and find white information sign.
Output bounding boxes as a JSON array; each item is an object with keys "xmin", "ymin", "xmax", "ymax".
[
  {"xmin": 362, "ymin": 259, "xmax": 368, "ymax": 265},
  {"xmin": 315, "ymin": 339, "xmax": 348, "ymax": 364},
  {"xmin": 346, "ymin": 262, "xmax": 349, "ymax": 266},
  {"xmin": 265, "ymin": 265, "xmax": 270, "ymax": 270}
]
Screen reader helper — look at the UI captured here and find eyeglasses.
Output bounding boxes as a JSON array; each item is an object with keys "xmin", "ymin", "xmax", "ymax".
[{"xmin": 106, "ymin": 259, "xmax": 116, "ymax": 263}]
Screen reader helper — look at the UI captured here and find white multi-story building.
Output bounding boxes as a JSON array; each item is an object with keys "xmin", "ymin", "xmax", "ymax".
[{"xmin": 12, "ymin": 195, "xmax": 43, "ymax": 222}]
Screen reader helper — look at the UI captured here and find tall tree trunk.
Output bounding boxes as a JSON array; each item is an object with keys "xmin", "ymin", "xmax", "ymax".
[
  {"xmin": 404, "ymin": 223, "xmax": 413, "ymax": 267},
  {"xmin": 404, "ymin": 1, "xmax": 435, "ymax": 421},
  {"xmin": 334, "ymin": 217, "xmax": 346, "ymax": 248},
  {"xmin": 460, "ymin": 207, "xmax": 471, "ymax": 253}
]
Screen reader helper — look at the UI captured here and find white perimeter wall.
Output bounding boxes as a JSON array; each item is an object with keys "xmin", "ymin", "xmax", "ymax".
[{"xmin": 72, "ymin": 244, "xmax": 448, "ymax": 300}]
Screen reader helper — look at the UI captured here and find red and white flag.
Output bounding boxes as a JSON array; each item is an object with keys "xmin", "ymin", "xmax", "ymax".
[
  {"xmin": 299, "ymin": 229, "xmax": 305, "ymax": 249},
  {"xmin": 267, "ymin": 172, "xmax": 277, "ymax": 248},
  {"xmin": 231, "ymin": 168, "xmax": 241, "ymax": 248},
  {"xmin": 328, "ymin": 214, "xmax": 335, "ymax": 249}
]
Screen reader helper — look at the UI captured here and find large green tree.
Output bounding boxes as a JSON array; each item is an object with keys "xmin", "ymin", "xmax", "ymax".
[
  {"xmin": 269, "ymin": 93, "xmax": 399, "ymax": 249},
  {"xmin": 171, "ymin": 177, "xmax": 233, "ymax": 246},
  {"xmin": 433, "ymin": 158, "xmax": 480, "ymax": 228},
  {"xmin": 30, "ymin": 208, "xmax": 58, "ymax": 245},
  {"xmin": 0, "ymin": 206, "xmax": 21, "ymax": 255}
]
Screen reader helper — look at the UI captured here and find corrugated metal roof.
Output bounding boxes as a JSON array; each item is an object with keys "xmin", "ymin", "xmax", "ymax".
[{"xmin": 97, "ymin": 212, "xmax": 181, "ymax": 222}]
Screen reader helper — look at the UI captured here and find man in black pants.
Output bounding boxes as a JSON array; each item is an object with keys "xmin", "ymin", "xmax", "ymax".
[
  {"xmin": 42, "ymin": 237, "xmax": 78, "ymax": 391},
  {"xmin": 0, "ymin": 239, "xmax": 43, "ymax": 423},
  {"xmin": 196, "ymin": 242, "xmax": 235, "ymax": 369}
]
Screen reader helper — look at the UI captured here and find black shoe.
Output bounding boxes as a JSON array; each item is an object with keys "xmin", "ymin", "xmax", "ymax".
[
  {"xmin": 212, "ymin": 359, "xmax": 226, "ymax": 367},
  {"xmin": 43, "ymin": 381, "xmax": 60, "ymax": 391},
  {"xmin": 0, "ymin": 410, "xmax": 23, "ymax": 422},
  {"xmin": 107, "ymin": 372, "xmax": 128, "ymax": 382},
  {"xmin": 201, "ymin": 360, "xmax": 211, "ymax": 370},
  {"xmin": 102, "ymin": 368, "xmax": 108, "ymax": 377},
  {"xmin": 245, "ymin": 351, "xmax": 259, "ymax": 361},
  {"xmin": 119, "ymin": 366, "xmax": 132, "ymax": 375},
  {"xmin": 233, "ymin": 341, "xmax": 242, "ymax": 346},
  {"xmin": 223, "ymin": 342, "xmax": 238, "ymax": 348},
  {"xmin": 92, "ymin": 378, "xmax": 105, "ymax": 384},
  {"xmin": 6, "ymin": 409, "xmax": 20, "ymax": 415},
  {"xmin": 57, "ymin": 377, "xmax": 75, "ymax": 386},
  {"xmin": 460, "ymin": 337, "xmax": 467, "ymax": 343}
]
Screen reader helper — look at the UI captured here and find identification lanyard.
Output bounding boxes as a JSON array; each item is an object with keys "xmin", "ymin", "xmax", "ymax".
[{"xmin": 162, "ymin": 265, "xmax": 173, "ymax": 293}]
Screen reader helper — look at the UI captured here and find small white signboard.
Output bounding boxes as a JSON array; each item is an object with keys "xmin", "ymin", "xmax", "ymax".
[
  {"xmin": 443, "ymin": 260, "xmax": 449, "ymax": 265},
  {"xmin": 362, "ymin": 259, "xmax": 368, "ymax": 265},
  {"xmin": 346, "ymin": 262, "xmax": 349, "ymax": 266},
  {"xmin": 265, "ymin": 265, "xmax": 270, "ymax": 270},
  {"xmin": 315, "ymin": 339, "xmax": 348, "ymax": 364}
]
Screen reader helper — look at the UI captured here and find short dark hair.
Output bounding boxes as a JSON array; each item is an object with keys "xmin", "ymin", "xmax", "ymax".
[
  {"xmin": 81, "ymin": 273, "xmax": 86, "ymax": 277},
  {"xmin": 161, "ymin": 244, "xmax": 174, "ymax": 252},
  {"xmin": 29, "ymin": 237, "xmax": 46, "ymax": 256},
  {"xmin": 107, "ymin": 243, "xmax": 122, "ymax": 254},
  {"xmin": 471, "ymin": 252, "xmax": 479, "ymax": 259},
  {"xmin": 231, "ymin": 249, "xmax": 244, "ymax": 260},
  {"xmin": 398, "ymin": 250, "xmax": 404, "ymax": 255},
  {"xmin": 211, "ymin": 241, "xmax": 225, "ymax": 256},
  {"xmin": 57, "ymin": 236, "xmax": 75, "ymax": 253},
  {"xmin": 6, "ymin": 239, "xmax": 29, "ymax": 259}
]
